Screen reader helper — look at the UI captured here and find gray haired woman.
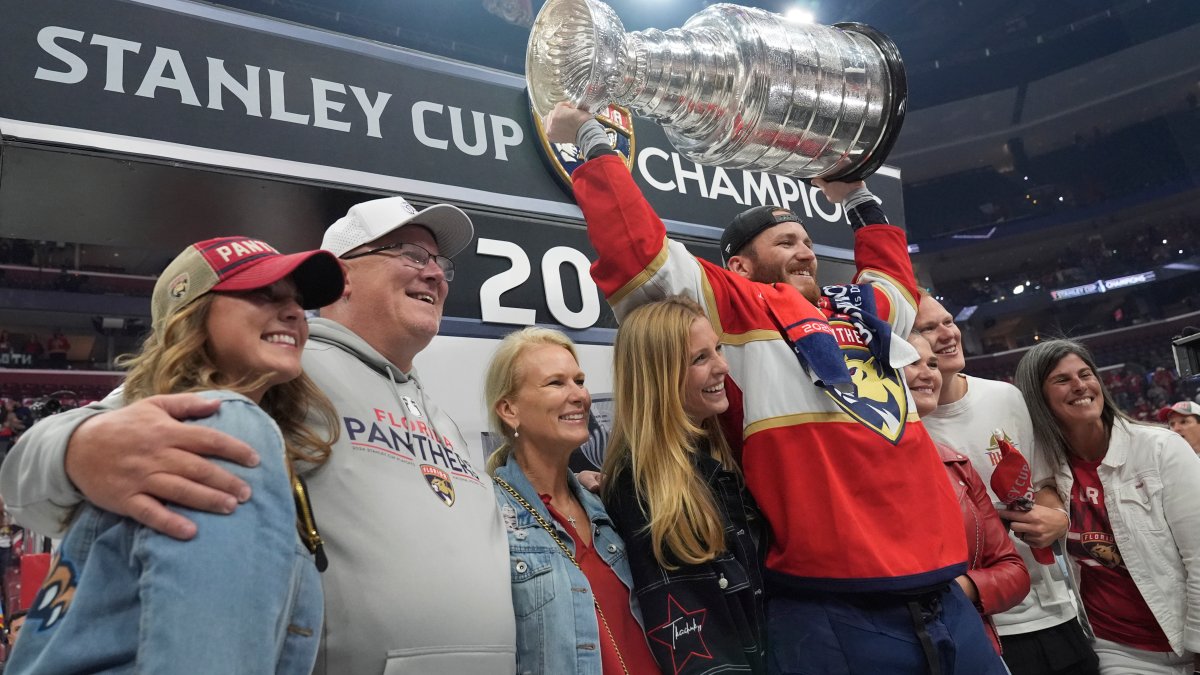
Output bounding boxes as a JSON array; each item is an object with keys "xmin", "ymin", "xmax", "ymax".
[{"xmin": 1015, "ymin": 339, "xmax": 1200, "ymax": 675}]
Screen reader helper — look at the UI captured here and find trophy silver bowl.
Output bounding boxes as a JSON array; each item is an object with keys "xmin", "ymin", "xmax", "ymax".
[{"xmin": 527, "ymin": 0, "xmax": 907, "ymax": 181}]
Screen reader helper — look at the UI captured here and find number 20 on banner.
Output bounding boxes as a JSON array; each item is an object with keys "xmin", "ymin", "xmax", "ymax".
[{"xmin": 476, "ymin": 238, "xmax": 602, "ymax": 329}]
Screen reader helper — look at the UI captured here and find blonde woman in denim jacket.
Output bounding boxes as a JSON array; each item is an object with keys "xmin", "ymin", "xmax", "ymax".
[
  {"xmin": 485, "ymin": 327, "xmax": 660, "ymax": 675},
  {"xmin": 1016, "ymin": 339, "xmax": 1200, "ymax": 675}
]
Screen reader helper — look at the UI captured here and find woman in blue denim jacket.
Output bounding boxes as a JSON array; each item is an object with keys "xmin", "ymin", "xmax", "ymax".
[
  {"xmin": 7, "ymin": 236, "xmax": 345, "ymax": 675},
  {"xmin": 601, "ymin": 297, "xmax": 767, "ymax": 674},
  {"xmin": 485, "ymin": 327, "xmax": 661, "ymax": 675}
]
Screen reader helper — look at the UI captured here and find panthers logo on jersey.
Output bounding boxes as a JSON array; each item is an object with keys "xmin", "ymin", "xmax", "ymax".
[{"xmin": 822, "ymin": 341, "xmax": 908, "ymax": 444}]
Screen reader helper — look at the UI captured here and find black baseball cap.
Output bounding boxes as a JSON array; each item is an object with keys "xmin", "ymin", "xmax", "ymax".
[{"xmin": 720, "ymin": 206, "xmax": 804, "ymax": 266}]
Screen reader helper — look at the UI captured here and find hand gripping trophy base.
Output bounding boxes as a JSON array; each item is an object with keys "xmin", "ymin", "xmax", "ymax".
[{"xmin": 526, "ymin": 0, "xmax": 907, "ymax": 181}]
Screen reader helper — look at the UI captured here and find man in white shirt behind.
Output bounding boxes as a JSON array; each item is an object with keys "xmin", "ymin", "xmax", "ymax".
[{"xmin": 914, "ymin": 293, "xmax": 1099, "ymax": 675}]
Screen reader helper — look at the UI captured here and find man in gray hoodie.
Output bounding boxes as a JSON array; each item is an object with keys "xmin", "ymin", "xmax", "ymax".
[{"xmin": 0, "ymin": 197, "xmax": 516, "ymax": 674}]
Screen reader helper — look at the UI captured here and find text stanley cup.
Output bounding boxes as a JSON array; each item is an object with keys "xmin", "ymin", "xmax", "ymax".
[{"xmin": 527, "ymin": 0, "xmax": 907, "ymax": 181}]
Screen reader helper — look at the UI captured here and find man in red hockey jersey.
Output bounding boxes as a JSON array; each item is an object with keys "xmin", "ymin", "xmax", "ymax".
[{"xmin": 546, "ymin": 102, "xmax": 1005, "ymax": 675}]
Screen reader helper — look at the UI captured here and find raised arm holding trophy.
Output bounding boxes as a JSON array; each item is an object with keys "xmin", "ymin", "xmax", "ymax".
[{"xmin": 528, "ymin": 1, "xmax": 1010, "ymax": 672}]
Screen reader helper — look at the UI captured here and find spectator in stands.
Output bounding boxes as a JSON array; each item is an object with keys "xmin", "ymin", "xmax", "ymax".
[
  {"xmin": 914, "ymin": 294, "xmax": 1098, "ymax": 675},
  {"xmin": 7, "ymin": 610, "xmax": 26, "ymax": 649},
  {"xmin": 2, "ymin": 198, "xmax": 518, "ymax": 674},
  {"xmin": 1157, "ymin": 401, "xmax": 1200, "ymax": 454},
  {"xmin": 0, "ymin": 511, "xmax": 14, "ymax": 584},
  {"xmin": 1146, "ymin": 382, "xmax": 1170, "ymax": 409},
  {"xmin": 1124, "ymin": 370, "xmax": 1145, "ymax": 403},
  {"xmin": 485, "ymin": 327, "xmax": 661, "ymax": 675},
  {"xmin": 1152, "ymin": 367, "xmax": 1177, "ymax": 400},
  {"xmin": 1016, "ymin": 339, "xmax": 1200, "ymax": 675},
  {"xmin": 8, "ymin": 402, "xmax": 30, "ymax": 435},
  {"xmin": 44, "ymin": 331, "xmax": 69, "ymax": 369},
  {"xmin": 0, "ymin": 401, "xmax": 25, "ymax": 455},
  {"xmin": 1131, "ymin": 396, "xmax": 1154, "ymax": 422},
  {"xmin": 0, "ymin": 330, "xmax": 9, "ymax": 354},
  {"xmin": 1106, "ymin": 371, "xmax": 1129, "ymax": 410},
  {"xmin": 905, "ymin": 333, "xmax": 1029, "ymax": 655},
  {"xmin": 4, "ymin": 237, "xmax": 345, "ymax": 674},
  {"xmin": 601, "ymin": 297, "xmax": 767, "ymax": 673}
]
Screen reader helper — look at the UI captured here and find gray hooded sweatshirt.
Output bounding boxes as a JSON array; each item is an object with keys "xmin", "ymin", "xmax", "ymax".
[{"xmin": 302, "ymin": 318, "xmax": 515, "ymax": 674}]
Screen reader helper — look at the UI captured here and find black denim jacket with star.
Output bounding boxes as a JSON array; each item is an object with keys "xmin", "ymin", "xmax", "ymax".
[{"xmin": 603, "ymin": 443, "xmax": 767, "ymax": 674}]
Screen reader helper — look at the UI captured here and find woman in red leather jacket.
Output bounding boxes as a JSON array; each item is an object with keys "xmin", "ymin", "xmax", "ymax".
[{"xmin": 906, "ymin": 333, "xmax": 1030, "ymax": 654}]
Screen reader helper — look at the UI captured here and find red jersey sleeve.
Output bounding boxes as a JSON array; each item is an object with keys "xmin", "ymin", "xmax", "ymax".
[{"xmin": 853, "ymin": 223, "xmax": 919, "ymax": 336}]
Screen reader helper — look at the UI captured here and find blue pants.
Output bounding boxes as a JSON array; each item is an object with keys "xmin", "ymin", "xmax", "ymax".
[{"xmin": 767, "ymin": 582, "xmax": 1009, "ymax": 675}]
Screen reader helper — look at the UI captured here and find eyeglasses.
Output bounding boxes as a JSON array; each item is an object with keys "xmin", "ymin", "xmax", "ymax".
[{"xmin": 342, "ymin": 242, "xmax": 455, "ymax": 281}]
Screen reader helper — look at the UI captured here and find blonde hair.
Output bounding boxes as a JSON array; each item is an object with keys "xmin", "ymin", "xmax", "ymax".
[
  {"xmin": 120, "ymin": 293, "xmax": 337, "ymax": 468},
  {"xmin": 484, "ymin": 327, "xmax": 580, "ymax": 475},
  {"xmin": 602, "ymin": 296, "xmax": 736, "ymax": 569}
]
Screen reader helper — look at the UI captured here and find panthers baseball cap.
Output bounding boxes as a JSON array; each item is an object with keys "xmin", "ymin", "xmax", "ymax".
[
  {"xmin": 152, "ymin": 236, "xmax": 345, "ymax": 326},
  {"xmin": 1157, "ymin": 400, "xmax": 1200, "ymax": 422},
  {"xmin": 321, "ymin": 196, "xmax": 474, "ymax": 259},
  {"xmin": 720, "ymin": 205, "xmax": 804, "ymax": 266}
]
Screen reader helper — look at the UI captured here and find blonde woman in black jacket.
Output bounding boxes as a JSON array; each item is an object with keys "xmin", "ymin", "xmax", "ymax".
[{"xmin": 602, "ymin": 296, "xmax": 767, "ymax": 674}]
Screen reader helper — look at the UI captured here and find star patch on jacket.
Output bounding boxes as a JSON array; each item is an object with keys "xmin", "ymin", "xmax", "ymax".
[{"xmin": 648, "ymin": 595, "xmax": 713, "ymax": 674}]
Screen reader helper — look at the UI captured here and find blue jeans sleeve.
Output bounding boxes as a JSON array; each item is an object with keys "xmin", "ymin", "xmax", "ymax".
[{"xmin": 130, "ymin": 395, "xmax": 319, "ymax": 674}]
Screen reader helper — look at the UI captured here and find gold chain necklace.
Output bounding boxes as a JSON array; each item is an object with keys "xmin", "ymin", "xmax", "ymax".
[{"xmin": 493, "ymin": 476, "xmax": 631, "ymax": 675}]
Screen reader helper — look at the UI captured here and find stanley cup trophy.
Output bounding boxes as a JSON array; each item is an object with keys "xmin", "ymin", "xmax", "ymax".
[{"xmin": 527, "ymin": 0, "xmax": 907, "ymax": 181}]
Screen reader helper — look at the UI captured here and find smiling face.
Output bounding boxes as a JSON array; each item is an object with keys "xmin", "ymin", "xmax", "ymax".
[
  {"xmin": 1041, "ymin": 353, "xmax": 1105, "ymax": 430},
  {"xmin": 205, "ymin": 278, "xmax": 307, "ymax": 403},
  {"xmin": 337, "ymin": 225, "xmax": 448, "ymax": 370},
  {"xmin": 903, "ymin": 336, "xmax": 942, "ymax": 417},
  {"xmin": 681, "ymin": 317, "xmax": 730, "ymax": 422},
  {"xmin": 502, "ymin": 344, "xmax": 591, "ymax": 456},
  {"xmin": 914, "ymin": 296, "xmax": 965, "ymax": 375},
  {"xmin": 733, "ymin": 217, "xmax": 819, "ymax": 303}
]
